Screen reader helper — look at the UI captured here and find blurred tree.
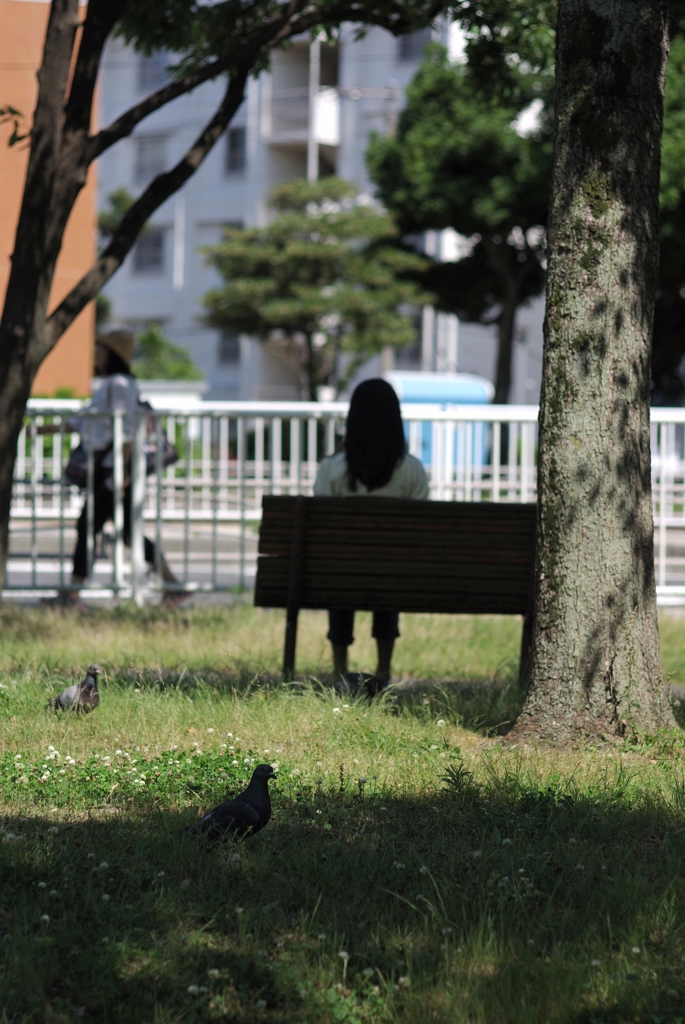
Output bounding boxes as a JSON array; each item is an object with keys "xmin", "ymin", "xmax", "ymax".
[
  {"xmin": 202, "ymin": 178, "xmax": 433, "ymax": 399},
  {"xmin": 653, "ymin": 34, "xmax": 685, "ymax": 404},
  {"xmin": 367, "ymin": 44, "xmax": 554, "ymax": 403},
  {"xmin": 133, "ymin": 323, "xmax": 203, "ymax": 381}
]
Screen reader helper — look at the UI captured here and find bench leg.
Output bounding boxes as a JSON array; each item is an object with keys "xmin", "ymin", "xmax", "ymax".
[
  {"xmin": 283, "ymin": 605, "xmax": 299, "ymax": 679},
  {"xmin": 519, "ymin": 612, "xmax": 534, "ymax": 685}
]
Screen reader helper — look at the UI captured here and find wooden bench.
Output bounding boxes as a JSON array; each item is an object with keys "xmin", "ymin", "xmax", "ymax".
[{"xmin": 254, "ymin": 495, "xmax": 537, "ymax": 679}]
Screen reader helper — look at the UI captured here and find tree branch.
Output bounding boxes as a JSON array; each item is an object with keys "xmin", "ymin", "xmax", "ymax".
[
  {"xmin": 45, "ymin": 70, "xmax": 249, "ymax": 348},
  {"xmin": 64, "ymin": 0, "xmax": 128, "ymax": 136},
  {"xmin": 89, "ymin": 53, "xmax": 235, "ymax": 160}
]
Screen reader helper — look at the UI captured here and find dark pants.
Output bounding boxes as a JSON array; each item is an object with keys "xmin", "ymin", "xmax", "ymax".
[
  {"xmin": 73, "ymin": 470, "xmax": 156, "ymax": 579},
  {"xmin": 327, "ymin": 609, "xmax": 400, "ymax": 647}
]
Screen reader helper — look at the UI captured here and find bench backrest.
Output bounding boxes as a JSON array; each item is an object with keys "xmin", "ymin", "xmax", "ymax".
[{"xmin": 255, "ymin": 496, "xmax": 537, "ymax": 615}]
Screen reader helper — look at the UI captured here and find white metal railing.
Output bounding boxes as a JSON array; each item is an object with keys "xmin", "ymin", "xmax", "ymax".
[{"xmin": 8, "ymin": 400, "xmax": 685, "ymax": 604}]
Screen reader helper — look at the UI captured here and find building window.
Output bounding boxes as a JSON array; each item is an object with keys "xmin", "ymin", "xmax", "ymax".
[
  {"xmin": 225, "ymin": 126, "xmax": 246, "ymax": 175},
  {"xmin": 134, "ymin": 135, "xmax": 167, "ymax": 183},
  {"xmin": 138, "ymin": 52, "xmax": 168, "ymax": 92},
  {"xmin": 218, "ymin": 330, "xmax": 241, "ymax": 365},
  {"xmin": 132, "ymin": 229, "xmax": 166, "ymax": 273},
  {"xmin": 398, "ymin": 28, "xmax": 432, "ymax": 61}
]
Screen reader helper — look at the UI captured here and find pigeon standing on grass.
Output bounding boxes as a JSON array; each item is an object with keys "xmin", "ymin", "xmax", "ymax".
[
  {"xmin": 48, "ymin": 664, "xmax": 100, "ymax": 712},
  {"xmin": 185, "ymin": 763, "xmax": 275, "ymax": 840}
]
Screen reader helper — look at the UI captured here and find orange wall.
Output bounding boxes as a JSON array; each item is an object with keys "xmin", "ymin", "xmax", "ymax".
[{"xmin": 0, "ymin": 0, "xmax": 96, "ymax": 397}]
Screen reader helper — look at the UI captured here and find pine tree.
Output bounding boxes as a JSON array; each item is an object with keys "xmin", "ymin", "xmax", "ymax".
[{"xmin": 202, "ymin": 178, "xmax": 433, "ymax": 399}]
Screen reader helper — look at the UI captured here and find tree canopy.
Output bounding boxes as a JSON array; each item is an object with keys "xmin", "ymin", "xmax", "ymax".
[
  {"xmin": 366, "ymin": 44, "xmax": 553, "ymax": 402},
  {"xmin": 202, "ymin": 178, "xmax": 432, "ymax": 399}
]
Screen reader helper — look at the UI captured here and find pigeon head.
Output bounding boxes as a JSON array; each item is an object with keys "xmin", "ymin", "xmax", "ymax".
[{"xmin": 253, "ymin": 763, "xmax": 276, "ymax": 781}]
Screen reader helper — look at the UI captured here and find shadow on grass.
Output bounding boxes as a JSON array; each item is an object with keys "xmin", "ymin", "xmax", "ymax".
[{"xmin": 2, "ymin": 768, "xmax": 685, "ymax": 1024}]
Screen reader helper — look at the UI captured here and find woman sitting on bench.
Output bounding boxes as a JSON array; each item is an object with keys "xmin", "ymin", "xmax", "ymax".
[{"xmin": 314, "ymin": 378, "xmax": 428, "ymax": 683}]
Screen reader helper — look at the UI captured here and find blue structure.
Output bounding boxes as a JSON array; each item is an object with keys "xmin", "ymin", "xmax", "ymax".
[{"xmin": 385, "ymin": 371, "xmax": 494, "ymax": 469}]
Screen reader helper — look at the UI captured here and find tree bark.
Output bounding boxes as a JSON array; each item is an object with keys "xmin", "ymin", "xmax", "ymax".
[{"xmin": 512, "ymin": 0, "xmax": 675, "ymax": 743}]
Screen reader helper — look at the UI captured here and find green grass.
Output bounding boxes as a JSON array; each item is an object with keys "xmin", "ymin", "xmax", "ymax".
[{"xmin": 2, "ymin": 604, "xmax": 685, "ymax": 1023}]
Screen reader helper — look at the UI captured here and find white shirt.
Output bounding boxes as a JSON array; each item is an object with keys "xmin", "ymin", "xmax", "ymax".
[
  {"xmin": 68, "ymin": 374, "xmax": 140, "ymax": 467},
  {"xmin": 314, "ymin": 450, "xmax": 429, "ymax": 499}
]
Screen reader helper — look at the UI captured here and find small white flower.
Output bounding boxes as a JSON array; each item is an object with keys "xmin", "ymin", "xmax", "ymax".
[
  {"xmin": 568, "ymin": 837, "xmax": 577, "ymax": 844},
  {"xmin": 49, "ymin": 890, "xmax": 58, "ymax": 897},
  {"xmin": 87, "ymin": 853, "xmax": 95, "ymax": 859},
  {"xmin": 316, "ymin": 761, "xmax": 323, "ymax": 767},
  {"xmin": 333, "ymin": 708, "xmax": 341, "ymax": 714},
  {"xmin": 358, "ymin": 776, "xmax": 367, "ymax": 784},
  {"xmin": 632, "ymin": 946, "xmax": 640, "ymax": 954},
  {"xmin": 206, "ymin": 728, "xmax": 214, "ymax": 734},
  {"xmin": 318, "ymin": 933, "xmax": 326, "ymax": 941},
  {"xmin": 392, "ymin": 861, "xmax": 405, "ymax": 869},
  {"xmin": 98, "ymin": 861, "xmax": 109, "ymax": 870},
  {"xmin": 231, "ymin": 854, "xmax": 241, "ymax": 863},
  {"xmin": 338, "ymin": 951, "xmax": 349, "ymax": 961},
  {"xmin": 232, "ymin": 760, "xmax": 239, "ymax": 766},
  {"xmin": 502, "ymin": 838, "xmax": 512, "ymax": 846},
  {"xmin": 419, "ymin": 866, "xmax": 428, "ymax": 874},
  {"xmin": 256, "ymin": 1000, "xmax": 267, "ymax": 1009},
  {"xmin": 441, "ymin": 927, "xmax": 452, "ymax": 936},
  {"xmin": 398, "ymin": 976, "xmax": 410, "ymax": 988},
  {"xmin": 207, "ymin": 969, "xmax": 221, "ymax": 979},
  {"xmin": 14, "ymin": 754, "xmax": 21, "ymax": 760},
  {"xmin": 342, "ymin": 705, "xmax": 349, "ymax": 710},
  {"xmin": 102, "ymin": 894, "xmax": 110, "ymax": 902},
  {"xmin": 37, "ymin": 882, "xmax": 47, "ymax": 889},
  {"xmin": 380, "ymin": 806, "xmax": 387, "ymax": 811},
  {"xmin": 472, "ymin": 850, "xmax": 482, "ymax": 858},
  {"xmin": 5, "ymin": 834, "xmax": 17, "ymax": 842},
  {"xmin": 436, "ymin": 720, "xmax": 446, "ymax": 727},
  {"xmin": 157, "ymin": 871, "xmax": 165, "ymax": 877},
  {"xmin": 591, "ymin": 959, "xmax": 601, "ymax": 967},
  {"xmin": 40, "ymin": 914, "xmax": 50, "ymax": 923}
]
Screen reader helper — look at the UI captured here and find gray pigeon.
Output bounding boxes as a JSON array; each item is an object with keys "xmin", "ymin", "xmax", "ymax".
[
  {"xmin": 185, "ymin": 763, "xmax": 275, "ymax": 840},
  {"xmin": 48, "ymin": 664, "xmax": 100, "ymax": 712}
]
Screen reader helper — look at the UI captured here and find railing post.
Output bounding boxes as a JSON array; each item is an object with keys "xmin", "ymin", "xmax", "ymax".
[
  {"xmin": 131, "ymin": 408, "xmax": 147, "ymax": 607},
  {"xmin": 112, "ymin": 409, "xmax": 125, "ymax": 594}
]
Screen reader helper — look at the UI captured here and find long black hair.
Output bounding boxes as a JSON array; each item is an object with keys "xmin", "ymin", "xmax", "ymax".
[{"xmin": 345, "ymin": 378, "xmax": 406, "ymax": 492}]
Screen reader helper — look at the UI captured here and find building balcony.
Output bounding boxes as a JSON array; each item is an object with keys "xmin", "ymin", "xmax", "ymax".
[{"xmin": 263, "ymin": 86, "xmax": 340, "ymax": 146}]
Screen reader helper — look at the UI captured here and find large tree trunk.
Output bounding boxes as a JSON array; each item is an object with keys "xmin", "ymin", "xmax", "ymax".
[{"xmin": 512, "ymin": 0, "xmax": 676, "ymax": 743}]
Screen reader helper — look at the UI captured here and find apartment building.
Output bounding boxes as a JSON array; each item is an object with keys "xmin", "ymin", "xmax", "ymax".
[{"xmin": 98, "ymin": 23, "xmax": 543, "ymax": 402}]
